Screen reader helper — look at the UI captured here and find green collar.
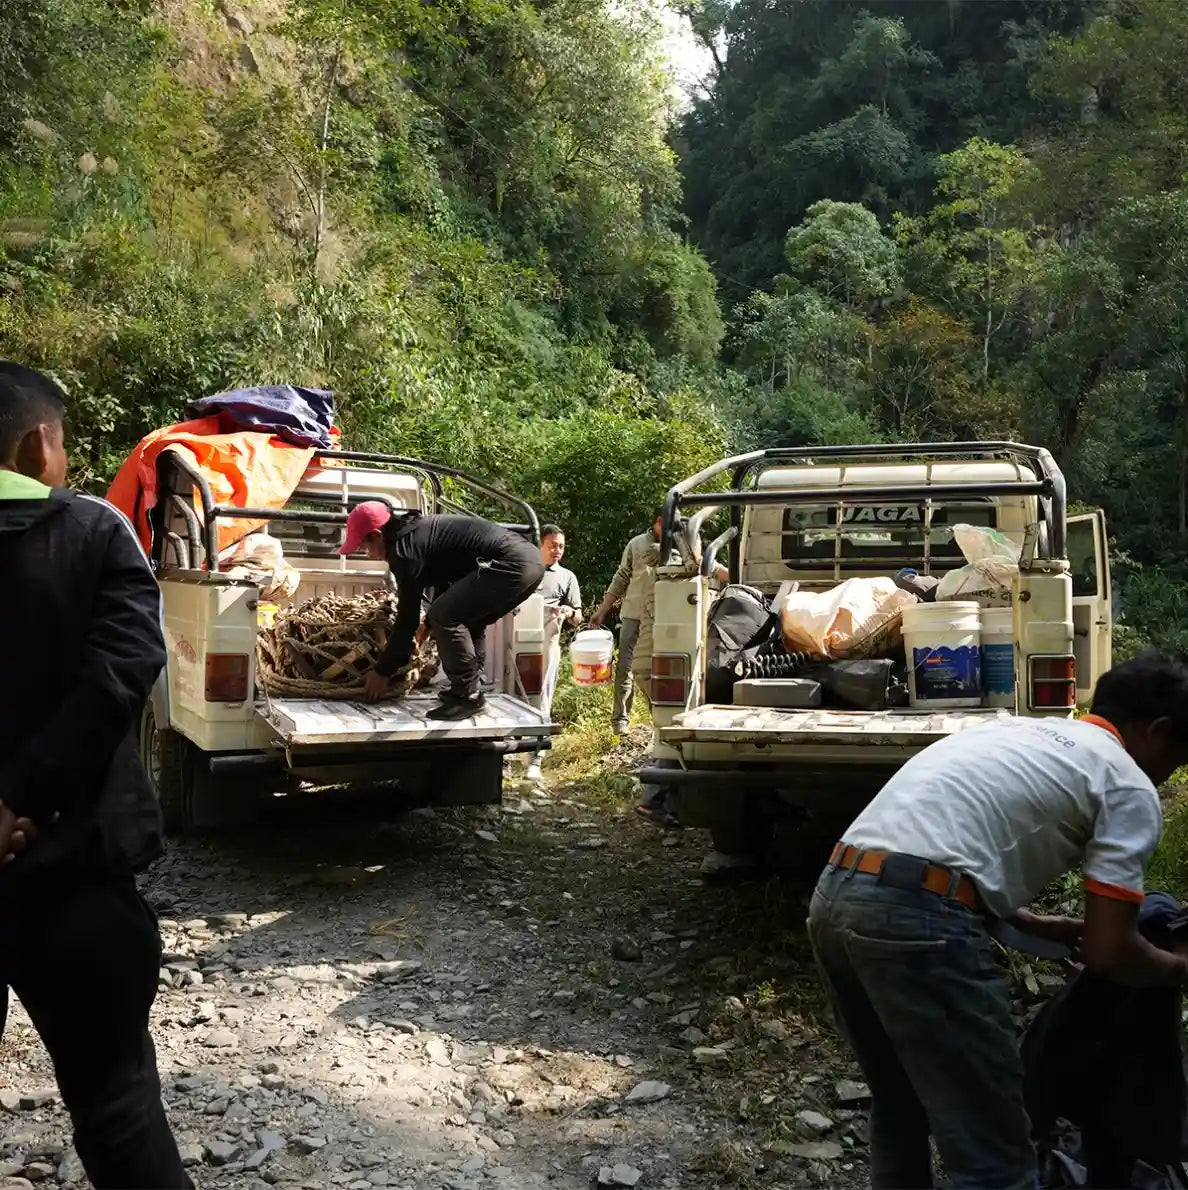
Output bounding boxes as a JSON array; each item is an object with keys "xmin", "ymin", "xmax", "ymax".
[{"xmin": 0, "ymin": 470, "xmax": 51, "ymax": 500}]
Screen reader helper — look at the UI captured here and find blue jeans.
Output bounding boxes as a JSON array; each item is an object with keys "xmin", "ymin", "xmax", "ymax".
[{"xmin": 808, "ymin": 865, "xmax": 1037, "ymax": 1190}]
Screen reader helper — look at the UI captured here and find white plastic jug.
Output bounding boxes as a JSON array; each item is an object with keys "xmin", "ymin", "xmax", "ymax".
[
  {"xmin": 902, "ymin": 601, "xmax": 982, "ymax": 709},
  {"xmin": 570, "ymin": 628, "xmax": 614, "ymax": 687}
]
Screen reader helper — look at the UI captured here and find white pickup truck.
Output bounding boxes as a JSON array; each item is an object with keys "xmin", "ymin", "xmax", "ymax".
[
  {"xmin": 137, "ymin": 448, "xmax": 555, "ymax": 832},
  {"xmin": 638, "ymin": 442, "xmax": 1112, "ymax": 871}
]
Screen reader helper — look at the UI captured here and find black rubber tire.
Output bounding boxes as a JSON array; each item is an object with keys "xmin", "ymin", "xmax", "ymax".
[
  {"xmin": 708, "ymin": 803, "xmax": 769, "ymax": 859},
  {"xmin": 139, "ymin": 701, "xmax": 194, "ymax": 834}
]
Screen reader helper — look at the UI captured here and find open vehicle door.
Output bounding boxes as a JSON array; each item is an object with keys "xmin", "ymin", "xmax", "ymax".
[{"xmin": 1067, "ymin": 509, "xmax": 1112, "ymax": 703}]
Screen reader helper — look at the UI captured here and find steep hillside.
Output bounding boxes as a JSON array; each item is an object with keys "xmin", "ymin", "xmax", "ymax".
[{"xmin": 0, "ymin": 0, "xmax": 725, "ymax": 594}]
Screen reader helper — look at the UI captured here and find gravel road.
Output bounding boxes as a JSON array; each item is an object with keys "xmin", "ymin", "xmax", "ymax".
[{"xmin": 0, "ymin": 741, "xmax": 872, "ymax": 1190}]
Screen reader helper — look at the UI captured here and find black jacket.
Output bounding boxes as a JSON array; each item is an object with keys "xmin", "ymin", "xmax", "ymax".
[
  {"xmin": 1023, "ymin": 892, "xmax": 1188, "ymax": 1187},
  {"xmin": 0, "ymin": 488, "xmax": 167, "ymax": 896},
  {"xmin": 376, "ymin": 513, "xmax": 540, "ymax": 676}
]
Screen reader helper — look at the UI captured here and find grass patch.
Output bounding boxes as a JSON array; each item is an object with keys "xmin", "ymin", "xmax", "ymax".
[
  {"xmin": 1146, "ymin": 777, "xmax": 1188, "ymax": 900},
  {"xmin": 543, "ymin": 662, "xmax": 650, "ymax": 789}
]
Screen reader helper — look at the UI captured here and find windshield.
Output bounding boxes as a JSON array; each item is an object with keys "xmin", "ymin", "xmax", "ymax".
[{"xmin": 781, "ymin": 500, "xmax": 998, "ymax": 571}]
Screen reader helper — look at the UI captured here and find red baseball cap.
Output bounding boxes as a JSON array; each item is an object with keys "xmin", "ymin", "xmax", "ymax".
[{"xmin": 339, "ymin": 501, "xmax": 392, "ymax": 556}]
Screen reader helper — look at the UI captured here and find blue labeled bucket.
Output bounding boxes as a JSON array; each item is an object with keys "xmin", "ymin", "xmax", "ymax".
[{"xmin": 979, "ymin": 606, "xmax": 1015, "ymax": 708}]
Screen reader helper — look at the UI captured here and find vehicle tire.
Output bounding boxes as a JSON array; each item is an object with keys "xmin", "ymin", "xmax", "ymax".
[
  {"xmin": 771, "ymin": 813, "xmax": 850, "ymax": 885},
  {"xmin": 705, "ymin": 792, "xmax": 773, "ymax": 865},
  {"xmin": 139, "ymin": 703, "xmax": 250, "ymax": 833},
  {"xmin": 139, "ymin": 700, "xmax": 194, "ymax": 834}
]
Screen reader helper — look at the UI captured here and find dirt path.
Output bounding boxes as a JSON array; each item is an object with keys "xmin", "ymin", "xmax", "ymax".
[{"xmin": 0, "ymin": 750, "xmax": 870, "ymax": 1190}]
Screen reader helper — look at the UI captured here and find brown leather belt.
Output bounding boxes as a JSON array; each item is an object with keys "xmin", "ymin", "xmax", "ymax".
[{"xmin": 829, "ymin": 842, "xmax": 981, "ymax": 910}]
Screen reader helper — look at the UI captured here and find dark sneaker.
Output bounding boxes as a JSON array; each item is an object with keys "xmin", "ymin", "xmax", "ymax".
[{"xmin": 427, "ymin": 694, "xmax": 486, "ymax": 720}]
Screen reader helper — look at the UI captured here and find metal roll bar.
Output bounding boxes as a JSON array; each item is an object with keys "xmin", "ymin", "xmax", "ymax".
[
  {"xmin": 316, "ymin": 451, "xmax": 541, "ymax": 545},
  {"xmin": 661, "ymin": 442, "xmax": 1067, "ymax": 569},
  {"xmin": 701, "ymin": 524, "xmax": 738, "ymax": 579},
  {"xmin": 159, "ymin": 449, "xmax": 544, "ymax": 571}
]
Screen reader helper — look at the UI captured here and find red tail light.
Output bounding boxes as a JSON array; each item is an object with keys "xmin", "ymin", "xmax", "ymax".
[
  {"xmin": 1028, "ymin": 655, "xmax": 1076, "ymax": 710},
  {"xmin": 651, "ymin": 653, "xmax": 690, "ymax": 706},
  {"xmin": 516, "ymin": 652, "xmax": 543, "ymax": 697},
  {"xmin": 205, "ymin": 653, "xmax": 251, "ymax": 702}
]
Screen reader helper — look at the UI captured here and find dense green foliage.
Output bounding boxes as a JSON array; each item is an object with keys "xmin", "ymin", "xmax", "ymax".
[
  {"xmin": 3, "ymin": 0, "xmax": 1188, "ymax": 643},
  {"xmin": 0, "ymin": 0, "xmax": 724, "ymax": 597},
  {"xmin": 679, "ymin": 0, "xmax": 1188, "ymax": 651}
]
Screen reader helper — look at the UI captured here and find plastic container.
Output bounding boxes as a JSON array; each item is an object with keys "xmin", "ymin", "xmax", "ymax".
[
  {"xmin": 902, "ymin": 601, "xmax": 982, "ymax": 709},
  {"xmin": 979, "ymin": 607, "xmax": 1015, "ymax": 708},
  {"xmin": 570, "ymin": 628, "xmax": 614, "ymax": 687}
]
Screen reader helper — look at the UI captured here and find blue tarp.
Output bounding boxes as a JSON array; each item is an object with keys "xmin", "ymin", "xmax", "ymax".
[{"xmin": 186, "ymin": 385, "xmax": 336, "ymax": 449}]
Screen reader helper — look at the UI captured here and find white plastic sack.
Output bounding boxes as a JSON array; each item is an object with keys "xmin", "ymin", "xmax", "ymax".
[
  {"xmin": 951, "ymin": 523, "xmax": 1021, "ymax": 565},
  {"xmin": 220, "ymin": 529, "xmax": 286, "ymax": 570},
  {"xmin": 935, "ymin": 522, "xmax": 1020, "ymax": 607},
  {"xmin": 220, "ymin": 530, "xmax": 300, "ymax": 600},
  {"xmin": 934, "ymin": 559, "xmax": 1016, "ymax": 606},
  {"xmin": 779, "ymin": 577, "xmax": 918, "ymax": 660}
]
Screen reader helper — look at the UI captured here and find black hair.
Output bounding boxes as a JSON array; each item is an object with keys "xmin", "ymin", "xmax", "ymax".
[
  {"xmin": 1091, "ymin": 650, "xmax": 1188, "ymax": 735},
  {"xmin": 0, "ymin": 361, "xmax": 66, "ymax": 462},
  {"xmin": 540, "ymin": 523, "xmax": 564, "ymax": 539}
]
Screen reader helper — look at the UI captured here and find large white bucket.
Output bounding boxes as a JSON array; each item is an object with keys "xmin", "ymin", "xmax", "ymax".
[
  {"xmin": 570, "ymin": 628, "xmax": 614, "ymax": 687},
  {"xmin": 979, "ymin": 607, "xmax": 1015, "ymax": 708},
  {"xmin": 902, "ymin": 601, "xmax": 982, "ymax": 709}
]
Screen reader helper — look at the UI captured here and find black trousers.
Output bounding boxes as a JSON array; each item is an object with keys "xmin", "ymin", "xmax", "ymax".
[
  {"xmin": 427, "ymin": 553, "xmax": 545, "ymax": 698},
  {"xmin": 0, "ymin": 876, "xmax": 191, "ymax": 1190}
]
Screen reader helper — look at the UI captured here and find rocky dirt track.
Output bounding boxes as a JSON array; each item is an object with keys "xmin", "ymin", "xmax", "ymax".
[{"xmin": 0, "ymin": 736, "xmax": 873, "ymax": 1190}]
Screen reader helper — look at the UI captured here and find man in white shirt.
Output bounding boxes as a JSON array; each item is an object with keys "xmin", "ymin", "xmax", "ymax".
[
  {"xmin": 808, "ymin": 651, "xmax": 1188, "ymax": 1190},
  {"xmin": 526, "ymin": 524, "xmax": 581, "ymax": 781}
]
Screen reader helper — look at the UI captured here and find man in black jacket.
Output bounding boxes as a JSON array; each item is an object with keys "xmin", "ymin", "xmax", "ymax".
[
  {"xmin": 0, "ymin": 362, "xmax": 191, "ymax": 1189},
  {"xmin": 340, "ymin": 502, "xmax": 545, "ymax": 719}
]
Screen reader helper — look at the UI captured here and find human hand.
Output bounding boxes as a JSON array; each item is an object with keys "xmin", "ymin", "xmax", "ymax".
[
  {"xmin": 414, "ymin": 622, "xmax": 429, "ymax": 648},
  {"xmin": 590, "ymin": 610, "xmax": 605, "ymax": 628},
  {"xmin": 363, "ymin": 671, "xmax": 392, "ymax": 702},
  {"xmin": 1016, "ymin": 911, "xmax": 1083, "ymax": 951},
  {"xmin": 0, "ymin": 802, "xmax": 38, "ymax": 865}
]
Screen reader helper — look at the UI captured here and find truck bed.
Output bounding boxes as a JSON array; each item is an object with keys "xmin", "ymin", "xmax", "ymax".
[
  {"xmin": 259, "ymin": 693, "xmax": 554, "ymax": 749},
  {"xmin": 661, "ymin": 704, "xmax": 1010, "ymax": 749}
]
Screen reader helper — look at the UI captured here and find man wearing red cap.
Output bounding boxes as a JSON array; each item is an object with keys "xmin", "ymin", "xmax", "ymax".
[{"xmin": 340, "ymin": 502, "xmax": 545, "ymax": 719}]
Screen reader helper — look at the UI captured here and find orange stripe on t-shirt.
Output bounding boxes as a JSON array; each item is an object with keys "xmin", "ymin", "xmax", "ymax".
[{"xmin": 1084, "ymin": 878, "xmax": 1145, "ymax": 904}]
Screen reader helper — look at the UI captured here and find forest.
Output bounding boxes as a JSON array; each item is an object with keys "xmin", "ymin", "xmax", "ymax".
[{"xmin": 2, "ymin": 0, "xmax": 1186, "ymax": 645}]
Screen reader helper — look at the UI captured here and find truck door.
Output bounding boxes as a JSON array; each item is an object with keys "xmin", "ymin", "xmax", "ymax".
[{"xmin": 1067, "ymin": 510, "xmax": 1112, "ymax": 702}]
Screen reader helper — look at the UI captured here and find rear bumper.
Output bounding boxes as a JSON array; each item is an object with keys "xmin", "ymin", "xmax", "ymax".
[
  {"xmin": 635, "ymin": 761, "xmax": 894, "ymax": 817},
  {"xmin": 211, "ymin": 735, "xmax": 549, "ymax": 777}
]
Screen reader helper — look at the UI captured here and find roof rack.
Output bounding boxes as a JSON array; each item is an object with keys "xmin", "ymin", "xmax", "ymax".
[
  {"xmin": 155, "ymin": 449, "xmax": 541, "ymax": 571},
  {"xmin": 660, "ymin": 442, "xmax": 1067, "ymax": 573}
]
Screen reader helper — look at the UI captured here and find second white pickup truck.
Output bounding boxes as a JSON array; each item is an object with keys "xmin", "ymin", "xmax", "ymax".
[
  {"xmin": 137, "ymin": 448, "xmax": 557, "ymax": 831},
  {"xmin": 637, "ymin": 441, "xmax": 1112, "ymax": 872}
]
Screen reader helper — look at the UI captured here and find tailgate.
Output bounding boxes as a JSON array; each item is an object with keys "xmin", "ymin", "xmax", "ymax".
[
  {"xmin": 259, "ymin": 693, "xmax": 555, "ymax": 749},
  {"xmin": 661, "ymin": 704, "xmax": 1011, "ymax": 748}
]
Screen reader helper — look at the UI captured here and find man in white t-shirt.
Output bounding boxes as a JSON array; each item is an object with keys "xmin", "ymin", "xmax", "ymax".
[{"xmin": 808, "ymin": 651, "xmax": 1188, "ymax": 1190}]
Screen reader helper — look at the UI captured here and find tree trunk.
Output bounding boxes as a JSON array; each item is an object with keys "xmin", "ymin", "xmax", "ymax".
[
  {"xmin": 313, "ymin": 47, "xmax": 342, "ymax": 276},
  {"xmin": 1054, "ymin": 352, "xmax": 1109, "ymax": 472}
]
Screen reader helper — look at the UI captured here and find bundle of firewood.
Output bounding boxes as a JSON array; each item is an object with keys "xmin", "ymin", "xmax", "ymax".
[{"xmin": 256, "ymin": 591, "xmax": 438, "ymax": 700}]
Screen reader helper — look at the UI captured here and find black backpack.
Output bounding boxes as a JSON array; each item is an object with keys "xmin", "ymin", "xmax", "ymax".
[{"xmin": 704, "ymin": 584, "xmax": 777, "ymax": 704}]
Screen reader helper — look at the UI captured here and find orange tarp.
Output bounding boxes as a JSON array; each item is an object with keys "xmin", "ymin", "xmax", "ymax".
[{"xmin": 106, "ymin": 418, "xmax": 320, "ymax": 555}]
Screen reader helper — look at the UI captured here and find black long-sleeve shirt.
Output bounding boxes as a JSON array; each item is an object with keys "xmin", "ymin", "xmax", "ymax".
[
  {"xmin": 0, "ymin": 486, "xmax": 167, "ymax": 893},
  {"xmin": 375, "ymin": 513, "xmax": 538, "ymax": 676}
]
